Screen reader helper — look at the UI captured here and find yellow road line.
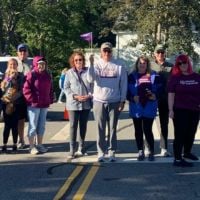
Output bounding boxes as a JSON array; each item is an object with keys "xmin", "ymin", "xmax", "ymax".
[
  {"xmin": 53, "ymin": 165, "xmax": 84, "ymax": 200},
  {"xmin": 72, "ymin": 163, "xmax": 100, "ymax": 200}
]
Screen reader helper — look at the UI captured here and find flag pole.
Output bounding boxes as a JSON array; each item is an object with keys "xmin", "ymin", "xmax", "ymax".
[{"xmin": 91, "ymin": 32, "xmax": 93, "ymax": 54}]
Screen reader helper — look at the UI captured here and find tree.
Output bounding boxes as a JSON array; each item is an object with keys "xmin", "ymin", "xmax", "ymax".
[{"xmin": 0, "ymin": 0, "xmax": 32, "ymax": 55}]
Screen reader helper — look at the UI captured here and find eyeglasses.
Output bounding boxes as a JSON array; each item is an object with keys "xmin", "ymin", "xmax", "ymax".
[
  {"xmin": 156, "ymin": 51, "xmax": 165, "ymax": 54},
  {"xmin": 178, "ymin": 61, "xmax": 187, "ymax": 66},
  {"xmin": 74, "ymin": 58, "xmax": 83, "ymax": 62},
  {"xmin": 103, "ymin": 49, "xmax": 112, "ymax": 53}
]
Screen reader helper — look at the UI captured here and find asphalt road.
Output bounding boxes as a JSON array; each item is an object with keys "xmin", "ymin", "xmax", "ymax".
[{"xmin": 0, "ymin": 103, "xmax": 200, "ymax": 200}]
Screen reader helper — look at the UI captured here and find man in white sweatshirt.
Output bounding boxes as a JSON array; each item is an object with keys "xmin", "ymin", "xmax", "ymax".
[{"xmin": 87, "ymin": 42, "xmax": 127, "ymax": 162}]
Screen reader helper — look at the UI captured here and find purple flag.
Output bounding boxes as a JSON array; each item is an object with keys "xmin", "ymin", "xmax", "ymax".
[{"xmin": 80, "ymin": 32, "xmax": 93, "ymax": 42}]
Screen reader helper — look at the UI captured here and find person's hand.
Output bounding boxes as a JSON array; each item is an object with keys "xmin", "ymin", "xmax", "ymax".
[
  {"xmin": 89, "ymin": 54, "xmax": 94, "ymax": 66},
  {"xmin": 148, "ymin": 93, "xmax": 156, "ymax": 100},
  {"xmin": 146, "ymin": 89, "xmax": 156, "ymax": 100},
  {"xmin": 119, "ymin": 102, "xmax": 125, "ymax": 111},
  {"xmin": 74, "ymin": 95, "xmax": 89, "ymax": 102},
  {"xmin": 169, "ymin": 110, "xmax": 174, "ymax": 119},
  {"xmin": 133, "ymin": 95, "xmax": 139, "ymax": 103}
]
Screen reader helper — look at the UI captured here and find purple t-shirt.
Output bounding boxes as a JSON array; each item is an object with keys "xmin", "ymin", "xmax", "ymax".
[{"xmin": 168, "ymin": 73, "xmax": 200, "ymax": 111}]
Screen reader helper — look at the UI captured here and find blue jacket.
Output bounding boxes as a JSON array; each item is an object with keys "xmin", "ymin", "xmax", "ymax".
[
  {"xmin": 59, "ymin": 74, "xmax": 65, "ymax": 89},
  {"xmin": 127, "ymin": 71, "xmax": 159, "ymax": 118}
]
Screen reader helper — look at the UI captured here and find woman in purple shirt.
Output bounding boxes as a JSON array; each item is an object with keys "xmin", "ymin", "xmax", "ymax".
[{"xmin": 168, "ymin": 54, "xmax": 200, "ymax": 167}]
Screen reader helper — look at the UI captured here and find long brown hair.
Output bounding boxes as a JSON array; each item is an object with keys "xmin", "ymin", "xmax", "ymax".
[{"xmin": 133, "ymin": 55, "xmax": 151, "ymax": 73}]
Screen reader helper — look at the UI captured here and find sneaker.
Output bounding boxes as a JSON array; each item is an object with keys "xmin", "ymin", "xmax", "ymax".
[
  {"xmin": 12, "ymin": 145, "xmax": 17, "ymax": 153},
  {"xmin": 68, "ymin": 151, "xmax": 75, "ymax": 159},
  {"xmin": 2, "ymin": 145, "xmax": 7, "ymax": 153},
  {"xmin": 97, "ymin": 156, "xmax": 106, "ymax": 162},
  {"xmin": 37, "ymin": 144, "xmax": 48, "ymax": 153},
  {"xmin": 173, "ymin": 159, "xmax": 193, "ymax": 167},
  {"xmin": 75, "ymin": 150, "xmax": 83, "ymax": 157},
  {"xmin": 108, "ymin": 156, "xmax": 116, "ymax": 162},
  {"xmin": 75, "ymin": 151, "xmax": 88, "ymax": 157},
  {"xmin": 183, "ymin": 153, "xmax": 199, "ymax": 161},
  {"xmin": 57, "ymin": 101, "xmax": 63, "ymax": 104},
  {"xmin": 18, "ymin": 142, "xmax": 26, "ymax": 149},
  {"xmin": 161, "ymin": 149, "xmax": 171, "ymax": 157},
  {"xmin": 148, "ymin": 153, "xmax": 155, "ymax": 161},
  {"xmin": 108, "ymin": 151, "xmax": 116, "ymax": 162},
  {"xmin": 137, "ymin": 150, "xmax": 145, "ymax": 161},
  {"xmin": 30, "ymin": 146, "xmax": 39, "ymax": 155}
]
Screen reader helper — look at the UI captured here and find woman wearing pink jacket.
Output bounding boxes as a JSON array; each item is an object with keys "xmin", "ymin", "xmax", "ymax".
[{"xmin": 23, "ymin": 56, "xmax": 53, "ymax": 155}]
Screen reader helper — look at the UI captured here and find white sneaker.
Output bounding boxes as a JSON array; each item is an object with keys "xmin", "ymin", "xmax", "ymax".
[
  {"xmin": 57, "ymin": 101, "xmax": 63, "ymax": 104},
  {"xmin": 30, "ymin": 146, "xmax": 39, "ymax": 155},
  {"xmin": 37, "ymin": 144, "xmax": 48, "ymax": 153},
  {"xmin": 108, "ymin": 155, "xmax": 116, "ymax": 162},
  {"xmin": 161, "ymin": 149, "xmax": 171, "ymax": 157},
  {"xmin": 97, "ymin": 155, "xmax": 106, "ymax": 162},
  {"xmin": 108, "ymin": 151, "xmax": 116, "ymax": 162},
  {"xmin": 18, "ymin": 142, "xmax": 26, "ymax": 149}
]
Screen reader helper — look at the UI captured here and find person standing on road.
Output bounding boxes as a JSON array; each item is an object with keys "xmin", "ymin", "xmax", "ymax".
[
  {"xmin": 23, "ymin": 56, "xmax": 54, "ymax": 155},
  {"xmin": 87, "ymin": 42, "xmax": 127, "ymax": 162},
  {"xmin": 1, "ymin": 58, "xmax": 24, "ymax": 153},
  {"xmin": 151, "ymin": 44, "xmax": 173, "ymax": 157},
  {"xmin": 57, "ymin": 68, "xmax": 67, "ymax": 103},
  {"xmin": 127, "ymin": 55, "xmax": 160, "ymax": 161},
  {"xmin": 16, "ymin": 44, "xmax": 32, "ymax": 149},
  {"xmin": 64, "ymin": 51, "xmax": 93, "ymax": 159},
  {"xmin": 168, "ymin": 54, "xmax": 200, "ymax": 167}
]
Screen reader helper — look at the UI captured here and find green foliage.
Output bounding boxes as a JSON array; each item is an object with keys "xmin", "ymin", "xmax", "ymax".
[{"xmin": 1, "ymin": 0, "xmax": 200, "ymax": 84}]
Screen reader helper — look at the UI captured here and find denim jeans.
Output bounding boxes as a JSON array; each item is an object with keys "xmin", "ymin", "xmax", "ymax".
[{"xmin": 27, "ymin": 106, "xmax": 48, "ymax": 138}]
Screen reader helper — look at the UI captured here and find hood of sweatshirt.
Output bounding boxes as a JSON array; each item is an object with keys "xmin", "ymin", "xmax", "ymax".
[{"xmin": 32, "ymin": 56, "xmax": 46, "ymax": 72}]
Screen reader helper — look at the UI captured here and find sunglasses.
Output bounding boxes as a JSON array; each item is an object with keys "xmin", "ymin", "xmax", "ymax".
[
  {"xmin": 19, "ymin": 48, "xmax": 27, "ymax": 52},
  {"xmin": 178, "ymin": 61, "xmax": 187, "ymax": 66},
  {"xmin": 103, "ymin": 49, "xmax": 112, "ymax": 53},
  {"xmin": 74, "ymin": 58, "xmax": 83, "ymax": 62},
  {"xmin": 156, "ymin": 51, "xmax": 165, "ymax": 54}
]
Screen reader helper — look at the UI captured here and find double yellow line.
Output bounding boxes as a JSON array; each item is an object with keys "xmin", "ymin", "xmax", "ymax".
[{"xmin": 54, "ymin": 163, "xmax": 100, "ymax": 200}]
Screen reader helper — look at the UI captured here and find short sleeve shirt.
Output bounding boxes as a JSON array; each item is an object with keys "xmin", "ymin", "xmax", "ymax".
[{"xmin": 168, "ymin": 73, "xmax": 200, "ymax": 111}]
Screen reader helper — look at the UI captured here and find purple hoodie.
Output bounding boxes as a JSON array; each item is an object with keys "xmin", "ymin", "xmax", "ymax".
[{"xmin": 23, "ymin": 56, "xmax": 54, "ymax": 108}]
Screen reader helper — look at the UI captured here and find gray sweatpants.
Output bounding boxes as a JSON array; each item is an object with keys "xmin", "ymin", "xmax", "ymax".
[{"xmin": 93, "ymin": 101, "xmax": 120, "ymax": 156}]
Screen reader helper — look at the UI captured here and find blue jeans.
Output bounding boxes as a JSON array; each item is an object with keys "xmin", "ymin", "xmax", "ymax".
[{"xmin": 27, "ymin": 106, "xmax": 48, "ymax": 138}]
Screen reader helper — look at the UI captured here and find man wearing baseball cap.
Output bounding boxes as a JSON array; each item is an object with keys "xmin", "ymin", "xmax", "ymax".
[
  {"xmin": 151, "ymin": 44, "xmax": 173, "ymax": 157},
  {"xmin": 16, "ymin": 43, "xmax": 32, "ymax": 149},
  {"xmin": 87, "ymin": 42, "xmax": 127, "ymax": 162}
]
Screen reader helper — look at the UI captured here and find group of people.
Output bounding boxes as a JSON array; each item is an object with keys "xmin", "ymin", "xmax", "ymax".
[
  {"xmin": 65, "ymin": 42, "xmax": 200, "ymax": 167},
  {"xmin": 1, "ymin": 42, "xmax": 199, "ymax": 168},
  {"xmin": 0, "ymin": 44, "xmax": 53, "ymax": 155}
]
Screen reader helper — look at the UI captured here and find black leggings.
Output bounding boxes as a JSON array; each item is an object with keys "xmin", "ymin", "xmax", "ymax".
[
  {"xmin": 173, "ymin": 108, "xmax": 199, "ymax": 160},
  {"xmin": 2, "ymin": 104, "xmax": 18, "ymax": 145},
  {"xmin": 133, "ymin": 117, "xmax": 154, "ymax": 153}
]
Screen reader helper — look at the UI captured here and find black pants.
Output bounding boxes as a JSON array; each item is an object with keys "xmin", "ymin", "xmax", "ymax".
[
  {"xmin": 68, "ymin": 109, "xmax": 90, "ymax": 153},
  {"xmin": 158, "ymin": 99, "xmax": 169, "ymax": 149},
  {"xmin": 2, "ymin": 104, "xmax": 18, "ymax": 145},
  {"xmin": 173, "ymin": 108, "xmax": 199, "ymax": 160},
  {"xmin": 133, "ymin": 117, "xmax": 154, "ymax": 154}
]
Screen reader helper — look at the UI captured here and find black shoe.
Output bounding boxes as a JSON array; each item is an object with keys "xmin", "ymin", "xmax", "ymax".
[
  {"xmin": 183, "ymin": 153, "xmax": 199, "ymax": 161},
  {"xmin": 148, "ymin": 153, "xmax": 155, "ymax": 161},
  {"xmin": 12, "ymin": 145, "xmax": 17, "ymax": 153},
  {"xmin": 2, "ymin": 145, "xmax": 7, "ymax": 153},
  {"xmin": 137, "ymin": 150, "xmax": 145, "ymax": 161},
  {"xmin": 173, "ymin": 159, "xmax": 193, "ymax": 167}
]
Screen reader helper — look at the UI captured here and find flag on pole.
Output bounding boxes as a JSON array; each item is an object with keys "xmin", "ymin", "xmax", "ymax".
[{"xmin": 80, "ymin": 32, "xmax": 93, "ymax": 42}]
